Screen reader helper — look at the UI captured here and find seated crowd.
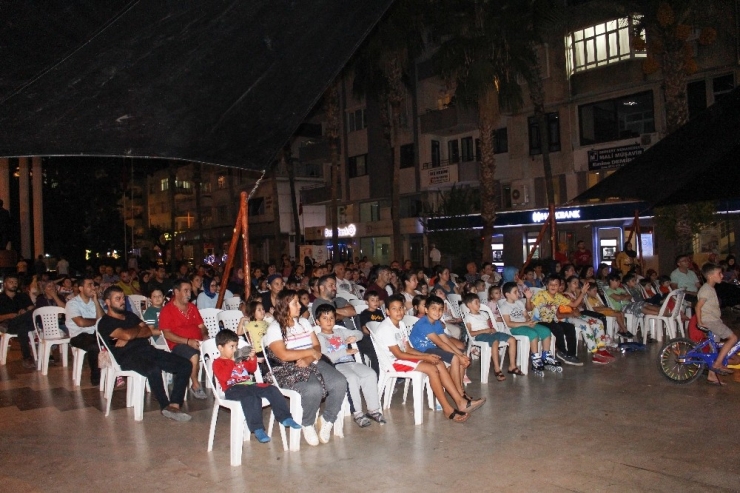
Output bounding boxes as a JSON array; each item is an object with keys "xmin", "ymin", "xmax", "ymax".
[{"xmin": 1, "ymin": 247, "xmax": 738, "ymax": 443}]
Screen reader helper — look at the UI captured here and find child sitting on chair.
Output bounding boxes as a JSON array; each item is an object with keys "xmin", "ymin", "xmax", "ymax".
[
  {"xmin": 485, "ymin": 285, "xmax": 504, "ymax": 323},
  {"xmin": 697, "ymin": 263, "xmax": 738, "ymax": 384},
  {"xmin": 315, "ymin": 304, "xmax": 385, "ymax": 427},
  {"xmin": 462, "ymin": 292, "xmax": 522, "ymax": 381},
  {"xmin": 357, "ymin": 290, "xmax": 385, "ymax": 376},
  {"xmin": 498, "ymin": 282, "xmax": 555, "ymax": 373},
  {"xmin": 212, "ymin": 330, "xmax": 301, "ymax": 443},
  {"xmin": 584, "ymin": 284, "xmax": 629, "ymax": 338}
]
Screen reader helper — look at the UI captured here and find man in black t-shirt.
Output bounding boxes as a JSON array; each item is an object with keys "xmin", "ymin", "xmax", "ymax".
[
  {"xmin": 97, "ymin": 285, "xmax": 192, "ymax": 421},
  {"xmin": 0, "ymin": 273, "xmax": 37, "ymax": 368}
]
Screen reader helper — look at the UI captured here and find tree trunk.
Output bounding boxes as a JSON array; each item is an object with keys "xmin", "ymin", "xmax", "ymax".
[
  {"xmin": 271, "ymin": 163, "xmax": 282, "ymax": 265},
  {"xmin": 193, "ymin": 163, "xmax": 204, "ymax": 263},
  {"xmin": 390, "ymin": 102, "xmax": 403, "ymax": 263},
  {"xmin": 478, "ymin": 88, "xmax": 500, "ymax": 263},
  {"xmin": 529, "ymin": 70, "xmax": 555, "ymax": 206},
  {"xmin": 167, "ymin": 162, "xmax": 177, "ymax": 270},
  {"xmin": 285, "ymin": 147, "xmax": 301, "ymax": 261},
  {"xmin": 325, "ymin": 83, "xmax": 341, "ymax": 260}
]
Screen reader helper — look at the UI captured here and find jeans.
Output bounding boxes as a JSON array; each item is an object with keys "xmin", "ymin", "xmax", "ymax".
[
  {"xmin": 540, "ymin": 321, "xmax": 577, "ymax": 356},
  {"xmin": 119, "ymin": 345, "xmax": 192, "ymax": 409},
  {"xmin": 225, "ymin": 384, "xmax": 292, "ymax": 432},
  {"xmin": 293, "ymin": 360, "xmax": 347, "ymax": 426},
  {"xmin": 5, "ymin": 311, "xmax": 35, "ymax": 360},
  {"xmin": 69, "ymin": 332, "xmax": 100, "ymax": 379}
]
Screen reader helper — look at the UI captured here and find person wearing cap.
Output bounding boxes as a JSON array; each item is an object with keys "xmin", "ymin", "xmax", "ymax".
[{"xmin": 261, "ymin": 273, "xmax": 285, "ymax": 314}]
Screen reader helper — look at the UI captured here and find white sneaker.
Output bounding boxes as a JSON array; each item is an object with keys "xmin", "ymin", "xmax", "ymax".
[
  {"xmin": 302, "ymin": 425, "xmax": 319, "ymax": 446},
  {"xmin": 318, "ymin": 416, "xmax": 333, "ymax": 444}
]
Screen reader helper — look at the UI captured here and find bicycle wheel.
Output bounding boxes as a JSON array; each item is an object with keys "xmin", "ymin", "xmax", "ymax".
[{"xmin": 658, "ymin": 338, "xmax": 705, "ymax": 384}]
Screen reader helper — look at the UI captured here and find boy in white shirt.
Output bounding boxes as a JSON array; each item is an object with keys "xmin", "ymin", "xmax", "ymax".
[{"xmin": 462, "ymin": 293, "xmax": 521, "ymax": 381}]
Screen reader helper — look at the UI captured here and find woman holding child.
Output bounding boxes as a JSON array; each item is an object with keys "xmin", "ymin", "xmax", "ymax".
[{"xmin": 263, "ymin": 290, "xmax": 347, "ymax": 447}]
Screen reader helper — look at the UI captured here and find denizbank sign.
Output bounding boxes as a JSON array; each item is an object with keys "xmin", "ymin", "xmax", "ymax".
[{"xmin": 532, "ymin": 209, "xmax": 581, "ymax": 223}]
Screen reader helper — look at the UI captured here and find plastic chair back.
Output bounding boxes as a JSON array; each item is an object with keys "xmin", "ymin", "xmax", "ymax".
[
  {"xmin": 128, "ymin": 295, "xmax": 149, "ymax": 320},
  {"xmin": 223, "ymin": 297, "xmax": 242, "ymax": 311},
  {"xmin": 34, "ymin": 307, "xmax": 67, "ymax": 339},
  {"xmin": 199, "ymin": 308, "xmax": 222, "ymax": 339},
  {"xmin": 217, "ymin": 310, "xmax": 244, "ymax": 333}
]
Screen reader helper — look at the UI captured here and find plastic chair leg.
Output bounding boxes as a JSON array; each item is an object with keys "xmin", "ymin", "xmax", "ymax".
[
  {"xmin": 207, "ymin": 402, "xmax": 219, "ymax": 451},
  {"xmin": 0, "ymin": 334, "xmax": 10, "ymax": 365},
  {"xmin": 412, "ymin": 377, "xmax": 424, "ymax": 425},
  {"xmin": 133, "ymin": 377, "xmax": 145, "ymax": 421},
  {"xmin": 288, "ymin": 398, "xmax": 302, "ymax": 452},
  {"xmin": 480, "ymin": 347, "xmax": 491, "ymax": 383},
  {"xmin": 61, "ymin": 343, "xmax": 69, "ymax": 367},
  {"xmin": 229, "ymin": 408, "xmax": 245, "ymax": 466}
]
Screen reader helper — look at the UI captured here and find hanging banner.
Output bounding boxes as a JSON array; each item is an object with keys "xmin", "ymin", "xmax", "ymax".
[{"xmin": 588, "ymin": 144, "xmax": 644, "ymax": 171}]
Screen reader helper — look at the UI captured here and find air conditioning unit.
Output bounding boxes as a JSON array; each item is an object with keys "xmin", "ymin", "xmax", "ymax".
[{"xmin": 510, "ymin": 181, "xmax": 529, "ymax": 206}]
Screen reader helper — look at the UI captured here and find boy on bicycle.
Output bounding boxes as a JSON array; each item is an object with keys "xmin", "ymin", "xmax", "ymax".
[{"xmin": 696, "ymin": 263, "xmax": 738, "ymax": 383}]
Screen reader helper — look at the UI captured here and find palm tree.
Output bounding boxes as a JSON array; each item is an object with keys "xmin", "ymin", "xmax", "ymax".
[
  {"xmin": 431, "ymin": 0, "xmax": 537, "ymax": 262},
  {"xmin": 352, "ymin": 0, "xmax": 425, "ymax": 262},
  {"xmin": 323, "ymin": 82, "xmax": 342, "ymax": 259}
]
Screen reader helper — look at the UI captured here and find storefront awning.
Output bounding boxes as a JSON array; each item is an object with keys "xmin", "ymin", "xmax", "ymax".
[
  {"xmin": 0, "ymin": 0, "xmax": 394, "ymax": 171},
  {"xmin": 573, "ymin": 86, "xmax": 740, "ymax": 206}
]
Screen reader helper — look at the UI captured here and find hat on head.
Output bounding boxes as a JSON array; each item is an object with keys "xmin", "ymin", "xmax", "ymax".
[{"xmin": 267, "ymin": 274, "xmax": 282, "ymax": 285}]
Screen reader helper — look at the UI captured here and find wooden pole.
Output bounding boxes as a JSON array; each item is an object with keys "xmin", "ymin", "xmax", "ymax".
[
  {"xmin": 217, "ymin": 203, "xmax": 244, "ymax": 309},
  {"xmin": 521, "ymin": 218, "xmax": 550, "ymax": 276},
  {"xmin": 549, "ymin": 203, "xmax": 557, "ymax": 259},
  {"xmin": 241, "ymin": 192, "xmax": 251, "ymax": 301},
  {"xmin": 635, "ymin": 210, "xmax": 643, "ymax": 270}
]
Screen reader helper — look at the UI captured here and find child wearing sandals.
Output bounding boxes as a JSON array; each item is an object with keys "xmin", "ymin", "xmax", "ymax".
[
  {"xmin": 697, "ymin": 263, "xmax": 738, "ymax": 384},
  {"xmin": 498, "ymin": 282, "xmax": 554, "ymax": 373},
  {"xmin": 315, "ymin": 304, "xmax": 385, "ymax": 427},
  {"xmin": 462, "ymin": 293, "xmax": 523, "ymax": 381},
  {"xmin": 374, "ymin": 295, "xmax": 485, "ymax": 423},
  {"xmin": 212, "ymin": 330, "xmax": 302, "ymax": 443}
]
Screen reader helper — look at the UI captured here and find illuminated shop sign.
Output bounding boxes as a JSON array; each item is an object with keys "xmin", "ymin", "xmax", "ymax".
[
  {"xmin": 531, "ymin": 209, "xmax": 582, "ymax": 223},
  {"xmin": 324, "ymin": 224, "xmax": 357, "ymax": 238}
]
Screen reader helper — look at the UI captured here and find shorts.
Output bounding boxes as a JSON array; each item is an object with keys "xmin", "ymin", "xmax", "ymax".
[
  {"xmin": 172, "ymin": 343, "xmax": 199, "ymax": 360},
  {"xmin": 424, "ymin": 347, "xmax": 454, "ymax": 364},
  {"xmin": 392, "ymin": 359, "xmax": 420, "ymax": 371},
  {"xmin": 703, "ymin": 320, "xmax": 733, "ymax": 340},
  {"xmin": 474, "ymin": 332, "xmax": 511, "ymax": 346},
  {"xmin": 622, "ymin": 301, "xmax": 646, "ymax": 316},
  {"xmin": 510, "ymin": 325, "xmax": 551, "ymax": 341}
]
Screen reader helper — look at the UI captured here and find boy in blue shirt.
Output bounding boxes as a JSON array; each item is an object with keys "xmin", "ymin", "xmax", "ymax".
[{"xmin": 409, "ymin": 295, "xmax": 472, "ymax": 400}]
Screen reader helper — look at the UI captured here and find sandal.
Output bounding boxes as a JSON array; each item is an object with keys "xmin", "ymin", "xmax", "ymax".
[
  {"xmin": 464, "ymin": 397, "xmax": 486, "ymax": 413},
  {"xmin": 448, "ymin": 409, "xmax": 469, "ymax": 423},
  {"xmin": 462, "ymin": 392, "xmax": 476, "ymax": 403},
  {"xmin": 494, "ymin": 371, "xmax": 506, "ymax": 382},
  {"xmin": 709, "ymin": 366, "xmax": 733, "ymax": 376},
  {"xmin": 507, "ymin": 367, "xmax": 525, "ymax": 376}
]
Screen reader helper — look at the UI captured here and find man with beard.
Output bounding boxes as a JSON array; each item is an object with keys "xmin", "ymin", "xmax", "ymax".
[
  {"xmin": 97, "ymin": 285, "xmax": 192, "ymax": 421},
  {"xmin": 311, "ymin": 275, "xmax": 357, "ymax": 326},
  {"xmin": 0, "ymin": 273, "xmax": 37, "ymax": 369},
  {"xmin": 66, "ymin": 277, "xmax": 106, "ymax": 385}
]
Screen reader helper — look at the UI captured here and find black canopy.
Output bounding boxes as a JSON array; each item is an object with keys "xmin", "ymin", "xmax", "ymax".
[
  {"xmin": 573, "ymin": 86, "xmax": 740, "ymax": 206},
  {"xmin": 0, "ymin": 0, "xmax": 394, "ymax": 170}
]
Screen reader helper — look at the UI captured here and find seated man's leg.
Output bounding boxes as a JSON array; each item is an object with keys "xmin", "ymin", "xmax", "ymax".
[
  {"xmin": 69, "ymin": 332, "xmax": 100, "ymax": 384},
  {"xmin": 171, "ymin": 343, "xmax": 204, "ymax": 396},
  {"xmin": 120, "ymin": 347, "xmax": 172, "ymax": 409},
  {"xmin": 151, "ymin": 348, "xmax": 193, "ymax": 408},
  {"xmin": 7, "ymin": 311, "xmax": 35, "ymax": 362}
]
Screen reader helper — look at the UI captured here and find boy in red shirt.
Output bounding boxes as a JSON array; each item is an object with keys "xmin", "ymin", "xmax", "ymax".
[{"xmin": 212, "ymin": 330, "xmax": 301, "ymax": 443}]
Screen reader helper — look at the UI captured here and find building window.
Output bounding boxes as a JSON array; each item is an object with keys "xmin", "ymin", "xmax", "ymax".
[
  {"xmin": 216, "ymin": 205, "xmax": 228, "ymax": 222},
  {"xmin": 494, "ymin": 128, "xmax": 508, "ymax": 154},
  {"xmin": 201, "ymin": 181, "xmax": 212, "ymax": 193},
  {"xmin": 448, "ymin": 140, "xmax": 460, "ymax": 163},
  {"xmin": 175, "ymin": 180, "xmax": 191, "ymax": 189},
  {"xmin": 713, "ymin": 73, "xmax": 735, "ymax": 101},
  {"xmin": 579, "ymin": 90, "xmax": 654, "ymax": 146},
  {"xmin": 400, "ymin": 196, "xmax": 422, "ymax": 218},
  {"xmin": 461, "ymin": 137, "xmax": 474, "ymax": 162},
  {"xmin": 347, "ymin": 108, "xmax": 367, "ymax": 132},
  {"xmin": 400, "ymin": 144, "xmax": 415, "ymax": 169},
  {"xmin": 248, "ymin": 197, "xmax": 265, "ymax": 217},
  {"xmin": 687, "ymin": 74, "xmax": 735, "ymax": 120},
  {"xmin": 528, "ymin": 113, "xmax": 561, "ymax": 155},
  {"xmin": 475, "ymin": 139, "xmax": 481, "ymax": 161},
  {"xmin": 348, "ymin": 154, "xmax": 367, "ymax": 178},
  {"xmin": 565, "ymin": 17, "xmax": 645, "ymax": 75},
  {"xmin": 160, "ymin": 178, "xmax": 169, "ymax": 191},
  {"xmin": 431, "ymin": 140, "xmax": 441, "ymax": 167},
  {"xmin": 360, "ymin": 201, "xmax": 381, "ymax": 222},
  {"xmin": 217, "ymin": 175, "xmax": 226, "ymax": 189}
]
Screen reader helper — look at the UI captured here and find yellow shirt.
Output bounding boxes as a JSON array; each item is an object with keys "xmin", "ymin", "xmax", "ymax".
[{"xmin": 531, "ymin": 290, "xmax": 571, "ymax": 323}]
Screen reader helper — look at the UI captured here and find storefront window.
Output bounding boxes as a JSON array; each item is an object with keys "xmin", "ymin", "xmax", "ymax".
[
  {"xmin": 360, "ymin": 236, "xmax": 390, "ymax": 265},
  {"xmin": 523, "ymin": 232, "xmax": 542, "ymax": 262}
]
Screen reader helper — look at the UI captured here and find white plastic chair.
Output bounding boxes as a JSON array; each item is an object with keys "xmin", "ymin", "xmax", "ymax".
[
  {"xmin": 96, "ymin": 331, "xmax": 147, "ymax": 421},
  {"xmin": 33, "ymin": 307, "xmax": 70, "ymax": 375},
  {"xmin": 603, "ymin": 288, "xmax": 642, "ymax": 338},
  {"xmin": 0, "ymin": 323, "xmax": 39, "ymax": 366},
  {"xmin": 223, "ymin": 297, "xmax": 242, "ymax": 311},
  {"xmin": 459, "ymin": 304, "xmax": 510, "ymax": 382},
  {"xmin": 644, "ymin": 289, "xmax": 685, "ymax": 343},
  {"xmin": 402, "ymin": 315, "xmax": 419, "ymax": 331},
  {"xmin": 366, "ymin": 321, "xmax": 435, "ymax": 425},
  {"xmin": 199, "ymin": 308, "xmax": 222, "ymax": 339},
  {"xmin": 217, "ymin": 310, "xmax": 244, "ymax": 333},
  {"xmin": 336, "ymin": 289, "xmax": 357, "ymax": 301},
  {"xmin": 127, "ymin": 294, "xmax": 150, "ymax": 321},
  {"xmin": 353, "ymin": 284, "xmax": 366, "ymax": 299},
  {"xmin": 201, "ymin": 338, "xmax": 286, "ymax": 465},
  {"xmin": 71, "ymin": 347, "xmax": 86, "ymax": 386}
]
